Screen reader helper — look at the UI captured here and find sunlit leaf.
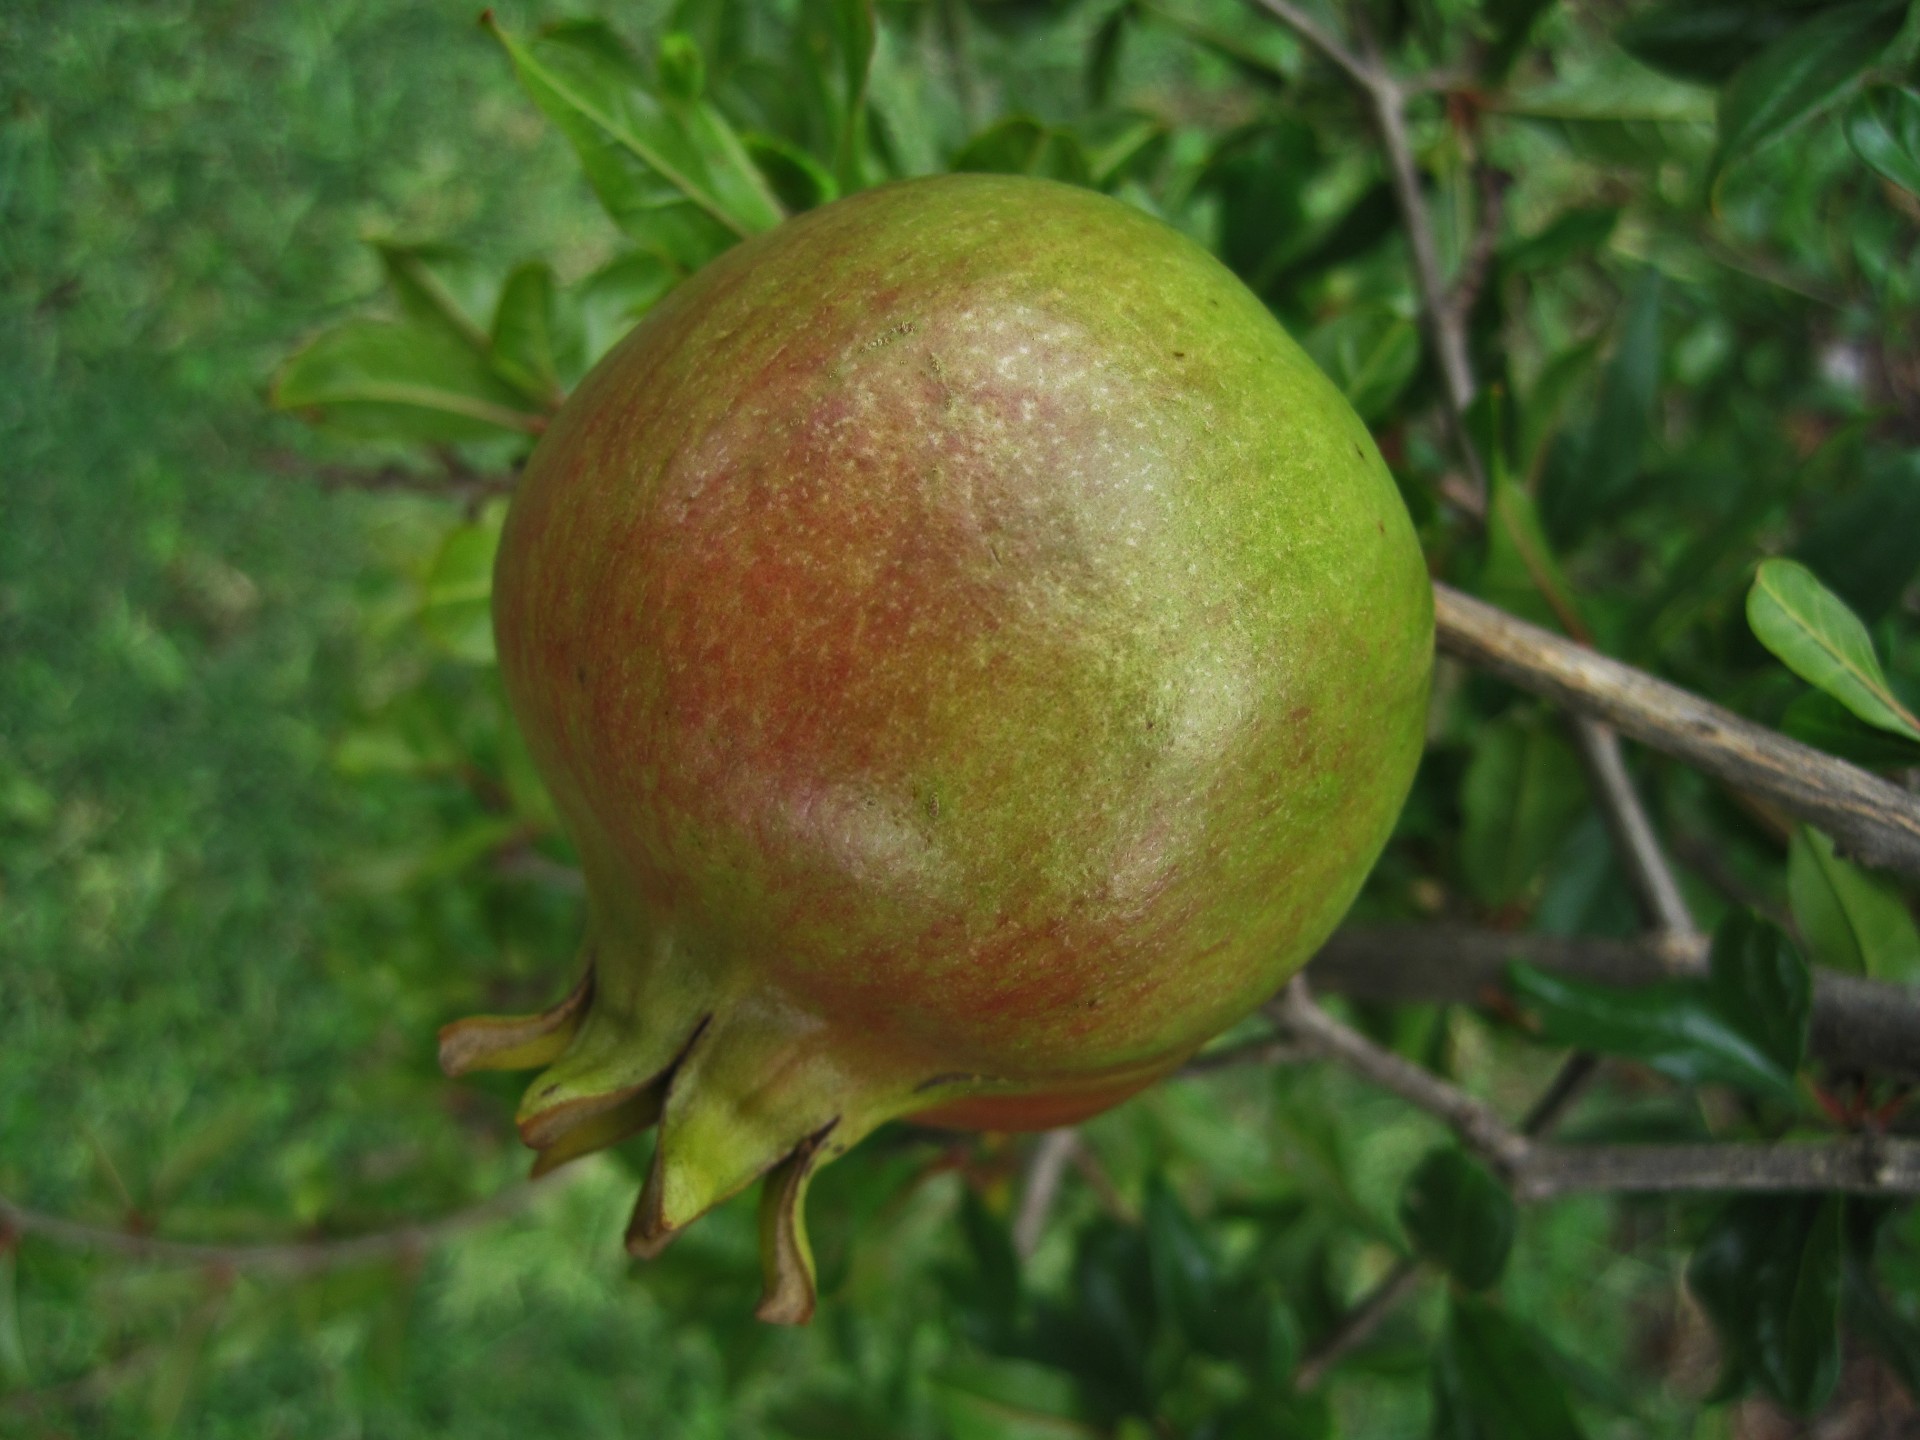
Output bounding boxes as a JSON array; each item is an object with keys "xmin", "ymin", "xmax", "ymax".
[
  {"xmin": 272, "ymin": 320, "xmax": 547, "ymax": 440},
  {"xmin": 484, "ymin": 16, "xmax": 782, "ymax": 266},
  {"xmin": 1788, "ymin": 826, "xmax": 1920, "ymax": 981},
  {"xmin": 490, "ymin": 261, "xmax": 574, "ymax": 408},
  {"xmin": 420, "ymin": 509, "xmax": 504, "ymax": 664},
  {"xmin": 1748, "ymin": 558, "xmax": 1920, "ymax": 742}
]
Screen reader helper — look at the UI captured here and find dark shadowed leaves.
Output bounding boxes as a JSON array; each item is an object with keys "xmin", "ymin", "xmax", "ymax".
[
  {"xmin": 1399, "ymin": 1148, "xmax": 1515, "ymax": 1291},
  {"xmin": 1617, "ymin": 0, "xmax": 1826, "ymax": 86},
  {"xmin": 1689, "ymin": 1196, "xmax": 1844, "ymax": 1414},
  {"xmin": 1460, "ymin": 715, "xmax": 1587, "ymax": 908},
  {"xmin": 1508, "ymin": 912, "xmax": 1809, "ymax": 1105},
  {"xmin": 1432, "ymin": 1297, "xmax": 1585, "ymax": 1439},
  {"xmin": 1710, "ymin": 0, "xmax": 1908, "ymax": 187}
]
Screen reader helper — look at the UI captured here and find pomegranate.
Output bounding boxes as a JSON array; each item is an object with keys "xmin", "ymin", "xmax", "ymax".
[{"xmin": 440, "ymin": 174, "xmax": 1432, "ymax": 1322}]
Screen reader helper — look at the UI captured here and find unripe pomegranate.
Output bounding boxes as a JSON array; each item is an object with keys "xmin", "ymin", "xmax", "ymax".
[{"xmin": 440, "ymin": 174, "xmax": 1432, "ymax": 1323}]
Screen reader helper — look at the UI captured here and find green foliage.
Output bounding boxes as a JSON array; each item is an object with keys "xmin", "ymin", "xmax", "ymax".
[{"xmin": 8, "ymin": 0, "xmax": 1920, "ymax": 1434}]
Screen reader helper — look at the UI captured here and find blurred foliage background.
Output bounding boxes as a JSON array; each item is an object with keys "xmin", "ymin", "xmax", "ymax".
[{"xmin": 4, "ymin": 0, "xmax": 1920, "ymax": 1436}]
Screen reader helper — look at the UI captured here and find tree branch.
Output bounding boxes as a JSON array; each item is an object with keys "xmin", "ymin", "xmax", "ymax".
[
  {"xmin": 1435, "ymin": 584, "xmax": 1920, "ymax": 878},
  {"xmin": 1515, "ymin": 1138, "xmax": 1920, "ymax": 1202},
  {"xmin": 1012, "ymin": 1129, "xmax": 1081, "ymax": 1259},
  {"xmin": 1241, "ymin": 0, "xmax": 1373, "ymax": 88},
  {"xmin": 1568, "ymin": 716, "xmax": 1698, "ymax": 938}
]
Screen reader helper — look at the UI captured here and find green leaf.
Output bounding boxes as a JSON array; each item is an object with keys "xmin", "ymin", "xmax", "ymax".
[
  {"xmin": 802, "ymin": 0, "xmax": 875, "ymax": 189},
  {"xmin": 1459, "ymin": 717, "xmax": 1587, "ymax": 908},
  {"xmin": 1704, "ymin": 911, "xmax": 1811, "ymax": 1075},
  {"xmin": 1088, "ymin": 2, "xmax": 1132, "ymax": 106},
  {"xmin": 420, "ymin": 511, "xmax": 504, "ymax": 664},
  {"xmin": 1478, "ymin": 433, "xmax": 1586, "ymax": 639},
  {"xmin": 372, "ymin": 241, "xmax": 495, "ymax": 354},
  {"xmin": 1302, "ymin": 307, "xmax": 1420, "ymax": 424},
  {"xmin": 1844, "ymin": 1256, "xmax": 1920, "ymax": 1397},
  {"xmin": 1846, "ymin": 85, "xmax": 1920, "ymax": 194},
  {"xmin": 1783, "ymin": 691, "xmax": 1920, "ymax": 769},
  {"xmin": 1432, "ymin": 1296, "xmax": 1585, "ymax": 1439},
  {"xmin": 1793, "ymin": 453, "xmax": 1920, "ymax": 624},
  {"xmin": 1787, "ymin": 826, "xmax": 1920, "ymax": 981},
  {"xmin": 1398, "ymin": 1148, "xmax": 1515, "ymax": 1292},
  {"xmin": 1143, "ymin": 1177, "xmax": 1220, "ymax": 1346},
  {"xmin": 1541, "ymin": 270, "xmax": 1661, "ymax": 543},
  {"xmin": 0, "ymin": 1246, "xmax": 29, "ymax": 1388},
  {"xmin": 933, "ymin": 1359, "xmax": 1097, "ymax": 1440},
  {"xmin": 1689, "ymin": 1196, "xmax": 1844, "ymax": 1414},
  {"xmin": 577, "ymin": 250, "xmax": 682, "ymax": 364},
  {"xmin": 1748, "ymin": 558, "xmax": 1920, "ymax": 742},
  {"xmin": 1618, "ymin": 0, "xmax": 1826, "ymax": 86},
  {"xmin": 490, "ymin": 261, "xmax": 573, "ymax": 406},
  {"xmin": 656, "ymin": 30, "xmax": 705, "ymax": 101},
  {"xmin": 484, "ymin": 16, "xmax": 782, "ymax": 266},
  {"xmin": 744, "ymin": 132, "xmax": 839, "ymax": 214},
  {"xmin": 1506, "ymin": 961, "xmax": 1801, "ymax": 1105},
  {"xmin": 953, "ymin": 118, "xmax": 1092, "ymax": 186},
  {"xmin": 271, "ymin": 320, "xmax": 547, "ymax": 441},
  {"xmin": 1710, "ymin": 0, "xmax": 1908, "ymax": 188}
]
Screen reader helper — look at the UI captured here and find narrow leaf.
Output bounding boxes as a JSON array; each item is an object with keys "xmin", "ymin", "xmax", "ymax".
[
  {"xmin": 373, "ymin": 242, "xmax": 494, "ymax": 354},
  {"xmin": 1846, "ymin": 85, "xmax": 1920, "ymax": 194},
  {"xmin": 1710, "ymin": 0, "xmax": 1907, "ymax": 187},
  {"xmin": 1788, "ymin": 826, "xmax": 1920, "ymax": 981},
  {"xmin": 1748, "ymin": 558, "xmax": 1920, "ymax": 742},
  {"xmin": 272, "ymin": 320, "xmax": 546, "ymax": 440},
  {"xmin": 489, "ymin": 261, "xmax": 572, "ymax": 407},
  {"xmin": 1460, "ymin": 718, "xmax": 1587, "ymax": 907},
  {"xmin": 484, "ymin": 15, "xmax": 781, "ymax": 263}
]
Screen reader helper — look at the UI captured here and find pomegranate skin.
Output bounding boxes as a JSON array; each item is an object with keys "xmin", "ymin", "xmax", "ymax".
[{"xmin": 443, "ymin": 173, "xmax": 1432, "ymax": 1322}]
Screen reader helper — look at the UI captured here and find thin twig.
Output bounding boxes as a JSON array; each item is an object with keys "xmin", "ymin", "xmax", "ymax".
[
  {"xmin": 1295, "ymin": 1257, "xmax": 1424, "ymax": 1391},
  {"xmin": 1568, "ymin": 717, "xmax": 1698, "ymax": 938},
  {"xmin": 0, "ymin": 1173, "xmax": 570, "ymax": 1274},
  {"xmin": 1241, "ymin": 0, "xmax": 1373, "ymax": 88},
  {"xmin": 1436, "ymin": 584, "xmax": 1920, "ymax": 877},
  {"xmin": 1012, "ymin": 1130, "xmax": 1081, "ymax": 1259},
  {"xmin": 1269, "ymin": 979, "xmax": 1529, "ymax": 1173},
  {"xmin": 1515, "ymin": 1138, "xmax": 1920, "ymax": 1201}
]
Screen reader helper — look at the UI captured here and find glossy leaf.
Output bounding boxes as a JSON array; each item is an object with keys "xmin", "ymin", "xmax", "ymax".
[
  {"xmin": 1846, "ymin": 85, "xmax": 1920, "ymax": 194},
  {"xmin": 1506, "ymin": 954, "xmax": 1801, "ymax": 1105},
  {"xmin": 1460, "ymin": 717, "xmax": 1587, "ymax": 907},
  {"xmin": 1689, "ymin": 1196, "xmax": 1844, "ymax": 1414},
  {"xmin": 1748, "ymin": 558, "xmax": 1920, "ymax": 742},
  {"xmin": 484, "ymin": 16, "xmax": 782, "ymax": 266},
  {"xmin": 1432, "ymin": 1296, "xmax": 1585, "ymax": 1439},
  {"xmin": 1399, "ymin": 1148, "xmax": 1515, "ymax": 1292},
  {"xmin": 1710, "ymin": 0, "xmax": 1907, "ymax": 187},
  {"xmin": 1787, "ymin": 826, "xmax": 1920, "ymax": 981},
  {"xmin": 271, "ymin": 320, "xmax": 547, "ymax": 441}
]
